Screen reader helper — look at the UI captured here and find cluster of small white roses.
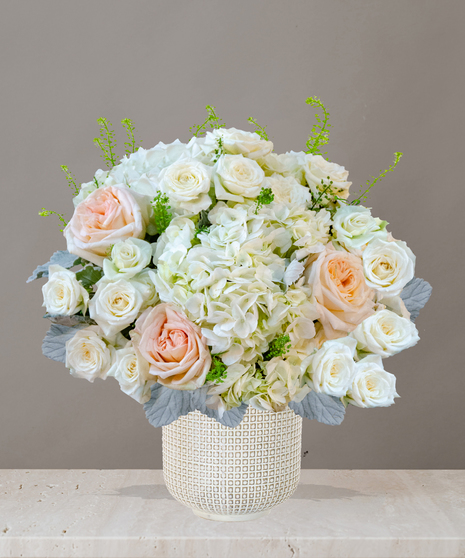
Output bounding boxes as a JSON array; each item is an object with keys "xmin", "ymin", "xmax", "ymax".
[{"xmin": 39, "ymin": 126, "xmax": 422, "ymax": 417}]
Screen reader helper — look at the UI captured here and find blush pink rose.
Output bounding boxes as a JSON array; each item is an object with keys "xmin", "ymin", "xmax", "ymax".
[
  {"xmin": 64, "ymin": 185, "xmax": 150, "ymax": 266},
  {"xmin": 133, "ymin": 303, "xmax": 211, "ymax": 390},
  {"xmin": 305, "ymin": 244, "xmax": 375, "ymax": 339}
]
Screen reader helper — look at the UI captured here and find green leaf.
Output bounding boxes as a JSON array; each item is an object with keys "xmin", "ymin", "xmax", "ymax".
[
  {"xmin": 206, "ymin": 356, "xmax": 228, "ymax": 384},
  {"xmin": 76, "ymin": 266, "xmax": 103, "ymax": 292}
]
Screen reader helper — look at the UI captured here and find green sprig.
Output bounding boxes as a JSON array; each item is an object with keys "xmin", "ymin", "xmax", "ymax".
[
  {"xmin": 305, "ymin": 96, "xmax": 331, "ymax": 155},
  {"xmin": 151, "ymin": 192, "xmax": 173, "ymax": 234},
  {"xmin": 60, "ymin": 165, "xmax": 79, "ymax": 195},
  {"xmin": 213, "ymin": 135, "xmax": 225, "ymax": 162},
  {"xmin": 121, "ymin": 118, "xmax": 141, "ymax": 156},
  {"xmin": 206, "ymin": 356, "xmax": 228, "ymax": 384},
  {"xmin": 310, "ymin": 177, "xmax": 334, "ymax": 210},
  {"xmin": 350, "ymin": 152, "xmax": 403, "ymax": 205},
  {"xmin": 39, "ymin": 208, "xmax": 67, "ymax": 231},
  {"xmin": 254, "ymin": 187, "xmax": 274, "ymax": 214},
  {"xmin": 190, "ymin": 105, "xmax": 225, "ymax": 137},
  {"xmin": 247, "ymin": 117, "xmax": 269, "ymax": 141},
  {"xmin": 93, "ymin": 117, "xmax": 117, "ymax": 168},
  {"xmin": 263, "ymin": 334, "xmax": 291, "ymax": 360}
]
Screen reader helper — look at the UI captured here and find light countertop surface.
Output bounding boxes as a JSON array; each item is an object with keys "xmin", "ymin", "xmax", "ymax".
[{"xmin": 0, "ymin": 469, "xmax": 464, "ymax": 557}]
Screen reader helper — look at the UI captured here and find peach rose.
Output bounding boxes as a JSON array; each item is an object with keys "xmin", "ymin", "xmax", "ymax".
[
  {"xmin": 133, "ymin": 303, "xmax": 211, "ymax": 390},
  {"xmin": 64, "ymin": 185, "xmax": 150, "ymax": 266},
  {"xmin": 305, "ymin": 244, "xmax": 375, "ymax": 339}
]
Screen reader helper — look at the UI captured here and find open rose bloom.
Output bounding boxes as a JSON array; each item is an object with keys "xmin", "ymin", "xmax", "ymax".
[{"xmin": 31, "ymin": 104, "xmax": 431, "ymax": 428}]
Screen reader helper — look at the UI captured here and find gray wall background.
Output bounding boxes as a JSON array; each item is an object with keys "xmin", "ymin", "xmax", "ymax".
[{"xmin": 1, "ymin": 0, "xmax": 464, "ymax": 469}]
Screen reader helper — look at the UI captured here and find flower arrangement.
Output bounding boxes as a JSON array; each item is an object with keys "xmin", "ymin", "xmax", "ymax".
[{"xmin": 29, "ymin": 99, "xmax": 431, "ymax": 428}]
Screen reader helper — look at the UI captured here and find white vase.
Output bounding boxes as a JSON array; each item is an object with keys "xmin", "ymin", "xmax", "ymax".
[{"xmin": 162, "ymin": 406, "xmax": 302, "ymax": 522}]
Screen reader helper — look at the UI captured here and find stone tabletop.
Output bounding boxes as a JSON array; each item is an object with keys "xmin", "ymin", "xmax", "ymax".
[{"xmin": 0, "ymin": 469, "xmax": 464, "ymax": 557}]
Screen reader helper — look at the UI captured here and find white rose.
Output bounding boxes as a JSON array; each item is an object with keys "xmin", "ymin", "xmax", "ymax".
[
  {"xmin": 108, "ymin": 342, "xmax": 154, "ymax": 404},
  {"xmin": 333, "ymin": 205, "xmax": 387, "ymax": 251},
  {"xmin": 153, "ymin": 216, "xmax": 196, "ymax": 265},
  {"xmin": 65, "ymin": 326, "xmax": 114, "ymax": 382},
  {"xmin": 130, "ymin": 269, "xmax": 159, "ymax": 310},
  {"xmin": 157, "ymin": 158, "xmax": 212, "ymax": 214},
  {"xmin": 42, "ymin": 265, "xmax": 89, "ymax": 316},
  {"xmin": 103, "ymin": 238, "xmax": 153, "ymax": 280},
  {"xmin": 363, "ymin": 238, "xmax": 415, "ymax": 296},
  {"xmin": 258, "ymin": 152, "xmax": 305, "ymax": 182},
  {"xmin": 301, "ymin": 337, "xmax": 357, "ymax": 397},
  {"xmin": 89, "ymin": 279, "xmax": 143, "ymax": 337},
  {"xmin": 206, "ymin": 127, "xmax": 273, "ymax": 160},
  {"xmin": 214, "ymin": 154, "xmax": 265, "ymax": 202},
  {"xmin": 302, "ymin": 154, "xmax": 352, "ymax": 200},
  {"xmin": 346, "ymin": 355, "xmax": 399, "ymax": 408},
  {"xmin": 265, "ymin": 174, "xmax": 311, "ymax": 206},
  {"xmin": 351, "ymin": 309, "xmax": 419, "ymax": 357}
]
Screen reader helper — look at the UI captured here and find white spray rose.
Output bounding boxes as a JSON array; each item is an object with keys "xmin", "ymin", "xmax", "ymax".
[
  {"xmin": 214, "ymin": 154, "xmax": 265, "ymax": 202},
  {"xmin": 89, "ymin": 279, "xmax": 143, "ymax": 337},
  {"xmin": 333, "ymin": 205, "xmax": 387, "ymax": 251},
  {"xmin": 157, "ymin": 158, "xmax": 212, "ymax": 214},
  {"xmin": 103, "ymin": 238, "xmax": 153, "ymax": 280},
  {"xmin": 206, "ymin": 127, "xmax": 273, "ymax": 160},
  {"xmin": 65, "ymin": 326, "xmax": 114, "ymax": 382},
  {"xmin": 301, "ymin": 337, "xmax": 357, "ymax": 397},
  {"xmin": 346, "ymin": 355, "xmax": 399, "ymax": 408},
  {"xmin": 42, "ymin": 265, "xmax": 89, "ymax": 316},
  {"xmin": 108, "ymin": 342, "xmax": 154, "ymax": 404},
  {"xmin": 363, "ymin": 238, "xmax": 415, "ymax": 296},
  {"xmin": 351, "ymin": 309, "xmax": 419, "ymax": 357},
  {"xmin": 302, "ymin": 154, "xmax": 352, "ymax": 200},
  {"xmin": 265, "ymin": 174, "xmax": 311, "ymax": 206}
]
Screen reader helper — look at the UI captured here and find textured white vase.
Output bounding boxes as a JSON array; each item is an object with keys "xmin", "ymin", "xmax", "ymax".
[{"xmin": 162, "ymin": 406, "xmax": 302, "ymax": 521}]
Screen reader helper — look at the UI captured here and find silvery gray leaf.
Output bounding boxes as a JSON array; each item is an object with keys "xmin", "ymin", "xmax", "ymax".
[
  {"xmin": 27, "ymin": 250, "xmax": 79, "ymax": 283},
  {"xmin": 289, "ymin": 391, "xmax": 346, "ymax": 426},
  {"xmin": 44, "ymin": 314, "xmax": 96, "ymax": 327},
  {"xmin": 144, "ymin": 384, "xmax": 197, "ymax": 427},
  {"xmin": 144, "ymin": 383, "xmax": 248, "ymax": 428},
  {"xmin": 42, "ymin": 323, "xmax": 89, "ymax": 364},
  {"xmin": 400, "ymin": 277, "xmax": 432, "ymax": 321}
]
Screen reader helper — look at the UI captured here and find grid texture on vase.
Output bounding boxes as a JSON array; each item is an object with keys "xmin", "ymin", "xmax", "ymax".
[{"xmin": 162, "ymin": 406, "xmax": 302, "ymax": 517}]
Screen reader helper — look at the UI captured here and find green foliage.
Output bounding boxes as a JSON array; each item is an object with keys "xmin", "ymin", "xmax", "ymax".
[
  {"xmin": 247, "ymin": 116, "xmax": 269, "ymax": 141},
  {"xmin": 213, "ymin": 135, "xmax": 225, "ymax": 163},
  {"xmin": 76, "ymin": 265, "xmax": 103, "ymax": 293},
  {"xmin": 121, "ymin": 118, "xmax": 141, "ymax": 156},
  {"xmin": 305, "ymin": 96, "xmax": 331, "ymax": 155},
  {"xmin": 206, "ymin": 356, "xmax": 228, "ymax": 384},
  {"xmin": 350, "ymin": 152, "xmax": 403, "ymax": 205},
  {"xmin": 190, "ymin": 105, "xmax": 225, "ymax": 137},
  {"xmin": 151, "ymin": 192, "xmax": 173, "ymax": 235},
  {"xmin": 310, "ymin": 177, "xmax": 335, "ymax": 210},
  {"xmin": 60, "ymin": 165, "xmax": 79, "ymax": 195},
  {"xmin": 263, "ymin": 334, "xmax": 291, "ymax": 360},
  {"xmin": 93, "ymin": 117, "xmax": 117, "ymax": 168},
  {"xmin": 39, "ymin": 208, "xmax": 67, "ymax": 231},
  {"xmin": 254, "ymin": 187, "xmax": 274, "ymax": 214}
]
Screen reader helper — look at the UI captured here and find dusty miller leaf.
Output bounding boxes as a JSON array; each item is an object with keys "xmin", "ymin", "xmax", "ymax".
[
  {"xmin": 27, "ymin": 250, "xmax": 80, "ymax": 283},
  {"xmin": 44, "ymin": 314, "xmax": 96, "ymax": 327},
  {"xmin": 400, "ymin": 277, "xmax": 432, "ymax": 322},
  {"xmin": 289, "ymin": 391, "xmax": 346, "ymax": 426},
  {"xmin": 144, "ymin": 384, "xmax": 248, "ymax": 428},
  {"xmin": 42, "ymin": 323, "xmax": 89, "ymax": 364}
]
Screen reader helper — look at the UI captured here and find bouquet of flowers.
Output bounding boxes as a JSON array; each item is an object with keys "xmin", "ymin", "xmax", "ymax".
[{"xmin": 29, "ymin": 99, "xmax": 431, "ymax": 428}]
